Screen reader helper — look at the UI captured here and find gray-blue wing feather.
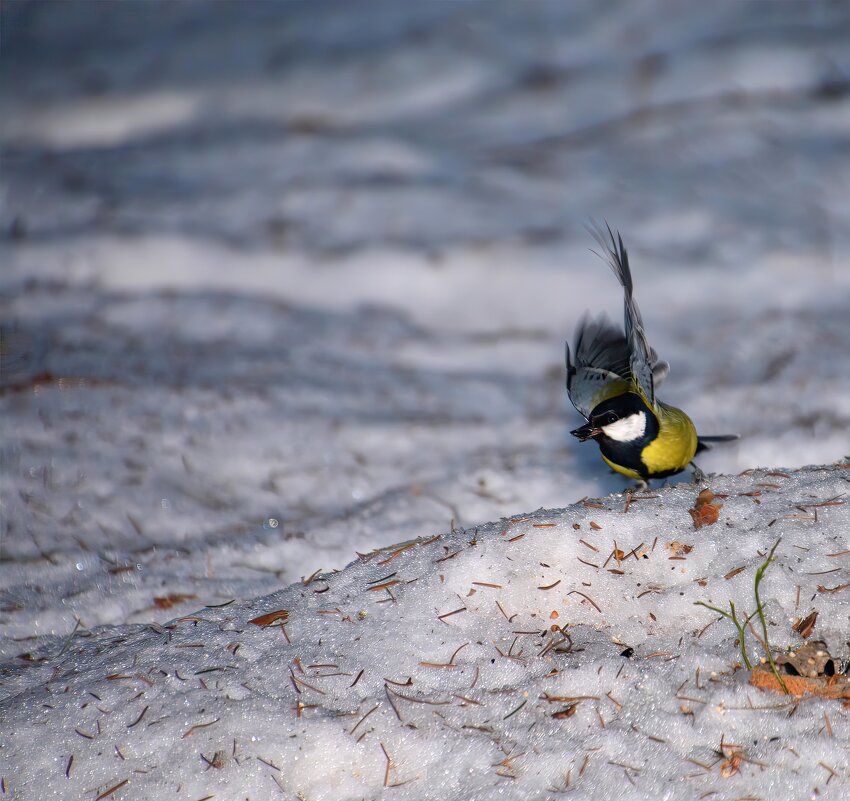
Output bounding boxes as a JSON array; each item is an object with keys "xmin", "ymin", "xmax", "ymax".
[
  {"xmin": 586, "ymin": 222, "xmax": 656, "ymax": 404},
  {"xmin": 566, "ymin": 314, "xmax": 631, "ymax": 418}
]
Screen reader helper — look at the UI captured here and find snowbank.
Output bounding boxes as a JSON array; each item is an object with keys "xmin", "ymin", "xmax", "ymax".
[{"xmin": 2, "ymin": 463, "xmax": 848, "ymax": 800}]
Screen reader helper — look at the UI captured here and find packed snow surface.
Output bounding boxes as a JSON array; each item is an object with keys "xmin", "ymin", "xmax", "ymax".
[
  {"xmin": 2, "ymin": 465, "xmax": 850, "ymax": 800},
  {"xmin": 2, "ymin": 1, "xmax": 850, "ymax": 799}
]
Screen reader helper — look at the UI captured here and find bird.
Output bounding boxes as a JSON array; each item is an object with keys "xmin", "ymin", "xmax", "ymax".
[{"xmin": 565, "ymin": 223, "xmax": 736, "ymax": 487}]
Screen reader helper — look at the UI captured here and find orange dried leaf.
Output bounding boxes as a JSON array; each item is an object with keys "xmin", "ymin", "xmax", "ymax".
[
  {"xmin": 551, "ymin": 703, "xmax": 579, "ymax": 719},
  {"xmin": 793, "ymin": 610, "xmax": 818, "ymax": 638},
  {"xmin": 689, "ymin": 494, "xmax": 722, "ymax": 529},
  {"xmin": 667, "ymin": 540, "xmax": 693, "ymax": 556},
  {"xmin": 751, "ymin": 666, "xmax": 850, "ymax": 699},
  {"xmin": 818, "ymin": 583, "xmax": 850, "ymax": 594},
  {"xmin": 719, "ymin": 753, "xmax": 742, "ymax": 778},
  {"xmin": 249, "ymin": 609, "xmax": 289, "ymax": 626}
]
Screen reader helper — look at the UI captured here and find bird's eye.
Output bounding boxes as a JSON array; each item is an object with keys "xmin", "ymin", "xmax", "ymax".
[{"xmin": 606, "ymin": 412, "xmax": 619, "ymax": 424}]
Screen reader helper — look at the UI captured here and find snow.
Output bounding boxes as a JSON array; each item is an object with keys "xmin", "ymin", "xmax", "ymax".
[
  {"xmin": 2, "ymin": 465, "xmax": 849, "ymax": 800},
  {"xmin": 2, "ymin": 1, "xmax": 850, "ymax": 799}
]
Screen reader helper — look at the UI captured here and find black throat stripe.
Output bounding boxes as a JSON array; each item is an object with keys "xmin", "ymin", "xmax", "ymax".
[{"xmin": 595, "ymin": 410, "xmax": 660, "ymax": 479}]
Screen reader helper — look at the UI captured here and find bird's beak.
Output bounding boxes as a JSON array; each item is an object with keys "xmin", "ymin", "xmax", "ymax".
[{"xmin": 571, "ymin": 423, "xmax": 601, "ymax": 441}]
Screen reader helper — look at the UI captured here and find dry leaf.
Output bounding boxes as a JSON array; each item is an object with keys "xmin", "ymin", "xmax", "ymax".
[
  {"xmin": 776, "ymin": 640, "xmax": 835, "ymax": 678},
  {"xmin": 690, "ymin": 504, "xmax": 720, "ymax": 528},
  {"xmin": 667, "ymin": 540, "xmax": 693, "ymax": 556},
  {"xmin": 793, "ymin": 610, "xmax": 818, "ymax": 639},
  {"xmin": 817, "ymin": 582, "xmax": 850, "ymax": 594},
  {"xmin": 752, "ymin": 641, "xmax": 850, "ymax": 698},
  {"xmin": 551, "ymin": 703, "xmax": 579, "ymax": 719},
  {"xmin": 719, "ymin": 751, "xmax": 742, "ymax": 778},
  {"xmin": 689, "ymin": 490, "xmax": 722, "ymax": 529},
  {"xmin": 751, "ymin": 667, "xmax": 850, "ymax": 699}
]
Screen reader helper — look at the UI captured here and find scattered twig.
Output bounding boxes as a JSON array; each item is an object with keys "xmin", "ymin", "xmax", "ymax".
[
  {"xmin": 95, "ymin": 779, "xmax": 129, "ymax": 801},
  {"xmin": 568, "ymin": 590, "xmax": 601, "ymax": 612},
  {"xmin": 420, "ymin": 642, "xmax": 468, "ymax": 668},
  {"xmin": 503, "ymin": 699, "xmax": 527, "ymax": 720},
  {"xmin": 182, "ymin": 719, "xmax": 220, "ymax": 738},
  {"xmin": 349, "ymin": 704, "xmax": 379, "ymax": 736},
  {"xmin": 380, "ymin": 743, "xmax": 392, "ymax": 787},
  {"xmin": 126, "ymin": 705, "xmax": 149, "ymax": 729}
]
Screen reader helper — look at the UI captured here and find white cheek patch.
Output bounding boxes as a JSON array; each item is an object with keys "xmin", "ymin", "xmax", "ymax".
[{"xmin": 602, "ymin": 412, "xmax": 647, "ymax": 442}]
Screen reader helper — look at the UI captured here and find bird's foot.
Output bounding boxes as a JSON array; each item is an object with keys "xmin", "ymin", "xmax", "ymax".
[
  {"xmin": 629, "ymin": 479, "xmax": 649, "ymax": 493},
  {"xmin": 690, "ymin": 463, "xmax": 707, "ymax": 485}
]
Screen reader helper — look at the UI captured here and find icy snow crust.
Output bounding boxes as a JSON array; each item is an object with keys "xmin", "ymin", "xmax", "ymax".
[
  {"xmin": 3, "ymin": 1, "xmax": 850, "ymax": 798},
  {"xmin": 2, "ymin": 465, "xmax": 849, "ymax": 800}
]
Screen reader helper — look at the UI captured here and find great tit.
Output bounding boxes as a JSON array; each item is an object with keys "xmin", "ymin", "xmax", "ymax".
[{"xmin": 566, "ymin": 224, "xmax": 736, "ymax": 485}]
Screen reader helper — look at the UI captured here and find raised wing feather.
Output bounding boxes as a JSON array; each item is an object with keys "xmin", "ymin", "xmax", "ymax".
[
  {"xmin": 571, "ymin": 314, "xmax": 630, "ymax": 376},
  {"xmin": 565, "ymin": 315, "xmax": 631, "ymax": 418},
  {"xmin": 586, "ymin": 222, "xmax": 656, "ymax": 404}
]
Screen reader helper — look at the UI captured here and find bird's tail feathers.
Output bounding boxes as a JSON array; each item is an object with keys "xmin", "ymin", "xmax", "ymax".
[{"xmin": 695, "ymin": 434, "xmax": 740, "ymax": 454}]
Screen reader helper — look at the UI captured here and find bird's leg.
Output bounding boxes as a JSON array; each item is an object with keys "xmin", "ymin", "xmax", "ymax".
[
  {"xmin": 690, "ymin": 462, "xmax": 707, "ymax": 485},
  {"xmin": 629, "ymin": 479, "xmax": 648, "ymax": 493}
]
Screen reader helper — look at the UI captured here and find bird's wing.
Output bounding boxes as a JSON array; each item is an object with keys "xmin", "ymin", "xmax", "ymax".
[
  {"xmin": 586, "ymin": 222, "xmax": 656, "ymax": 405},
  {"xmin": 651, "ymin": 359, "xmax": 670, "ymax": 388},
  {"xmin": 565, "ymin": 316, "xmax": 631, "ymax": 419},
  {"xmin": 571, "ymin": 314, "xmax": 631, "ymax": 376}
]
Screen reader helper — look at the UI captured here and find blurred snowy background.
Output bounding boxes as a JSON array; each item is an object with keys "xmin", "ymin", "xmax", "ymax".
[{"xmin": 2, "ymin": 0, "xmax": 850, "ymax": 644}]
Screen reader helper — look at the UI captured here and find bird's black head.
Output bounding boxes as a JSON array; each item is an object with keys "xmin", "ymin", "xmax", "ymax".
[{"xmin": 570, "ymin": 393, "xmax": 657, "ymax": 445}]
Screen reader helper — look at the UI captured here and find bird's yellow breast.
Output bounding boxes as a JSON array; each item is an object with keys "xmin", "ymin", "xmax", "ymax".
[
  {"xmin": 601, "ymin": 454, "xmax": 644, "ymax": 480},
  {"xmin": 640, "ymin": 403, "xmax": 698, "ymax": 476}
]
